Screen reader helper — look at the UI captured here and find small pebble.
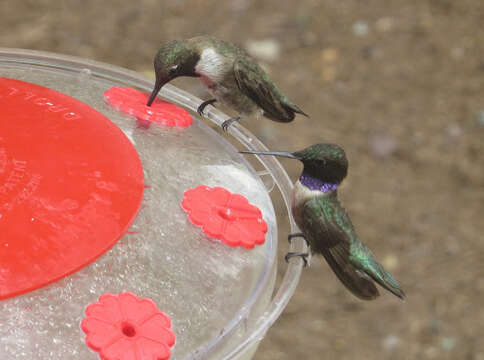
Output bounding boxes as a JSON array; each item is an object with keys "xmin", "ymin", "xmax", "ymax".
[
  {"xmin": 231, "ymin": 0, "xmax": 249, "ymax": 13},
  {"xmin": 476, "ymin": 110, "xmax": 484, "ymax": 126},
  {"xmin": 368, "ymin": 132, "xmax": 397, "ymax": 158},
  {"xmin": 318, "ymin": 48, "xmax": 339, "ymax": 82},
  {"xmin": 445, "ymin": 124, "xmax": 463, "ymax": 142},
  {"xmin": 321, "ymin": 67, "xmax": 337, "ymax": 83},
  {"xmin": 451, "ymin": 47, "xmax": 465, "ymax": 60},
  {"xmin": 383, "ymin": 254, "xmax": 398, "ymax": 271},
  {"xmin": 428, "ymin": 319, "xmax": 441, "ymax": 334},
  {"xmin": 301, "ymin": 31, "xmax": 318, "ymax": 46},
  {"xmin": 353, "ymin": 21, "xmax": 369, "ymax": 36},
  {"xmin": 440, "ymin": 337, "xmax": 457, "ymax": 351},
  {"xmin": 320, "ymin": 48, "xmax": 339, "ymax": 64},
  {"xmin": 382, "ymin": 334, "xmax": 401, "ymax": 351},
  {"xmin": 245, "ymin": 39, "xmax": 281, "ymax": 62},
  {"xmin": 375, "ymin": 17, "xmax": 395, "ymax": 32},
  {"xmin": 425, "ymin": 346, "xmax": 439, "ymax": 359}
]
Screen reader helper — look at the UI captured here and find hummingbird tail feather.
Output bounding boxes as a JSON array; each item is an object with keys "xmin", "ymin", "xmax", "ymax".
[
  {"xmin": 364, "ymin": 260, "xmax": 406, "ymax": 300},
  {"xmin": 286, "ymin": 102, "xmax": 309, "ymax": 117}
]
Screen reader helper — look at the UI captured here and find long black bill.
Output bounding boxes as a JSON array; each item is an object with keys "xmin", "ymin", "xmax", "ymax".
[
  {"xmin": 239, "ymin": 150, "xmax": 299, "ymax": 159},
  {"xmin": 146, "ymin": 78, "xmax": 167, "ymax": 107}
]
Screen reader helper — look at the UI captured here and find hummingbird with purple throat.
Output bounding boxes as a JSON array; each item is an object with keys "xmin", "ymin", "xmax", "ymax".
[
  {"xmin": 146, "ymin": 35, "xmax": 307, "ymax": 131},
  {"xmin": 241, "ymin": 143, "xmax": 405, "ymax": 300}
]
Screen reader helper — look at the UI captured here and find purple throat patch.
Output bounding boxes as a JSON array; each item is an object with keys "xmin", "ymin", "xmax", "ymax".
[{"xmin": 300, "ymin": 173, "xmax": 338, "ymax": 193}]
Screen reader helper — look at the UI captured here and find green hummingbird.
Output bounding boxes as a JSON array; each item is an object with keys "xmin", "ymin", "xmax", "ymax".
[
  {"xmin": 241, "ymin": 144, "xmax": 405, "ymax": 300},
  {"xmin": 146, "ymin": 35, "xmax": 307, "ymax": 131}
]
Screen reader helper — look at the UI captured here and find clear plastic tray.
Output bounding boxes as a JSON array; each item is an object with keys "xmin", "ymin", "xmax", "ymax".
[{"xmin": 0, "ymin": 48, "xmax": 307, "ymax": 360}]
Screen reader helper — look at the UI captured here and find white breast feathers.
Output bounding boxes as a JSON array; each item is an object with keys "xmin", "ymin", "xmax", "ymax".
[{"xmin": 195, "ymin": 48, "xmax": 226, "ymax": 82}]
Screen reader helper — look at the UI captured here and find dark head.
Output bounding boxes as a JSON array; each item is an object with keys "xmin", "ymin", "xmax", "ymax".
[
  {"xmin": 147, "ymin": 40, "xmax": 200, "ymax": 106},
  {"xmin": 240, "ymin": 143, "xmax": 348, "ymax": 185}
]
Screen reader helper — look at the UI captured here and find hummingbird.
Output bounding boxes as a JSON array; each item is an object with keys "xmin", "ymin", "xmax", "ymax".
[
  {"xmin": 146, "ymin": 35, "xmax": 307, "ymax": 131},
  {"xmin": 240, "ymin": 144, "xmax": 405, "ymax": 300}
]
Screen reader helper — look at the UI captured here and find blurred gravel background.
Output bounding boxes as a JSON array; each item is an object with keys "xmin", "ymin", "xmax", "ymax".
[{"xmin": 1, "ymin": 1, "xmax": 483, "ymax": 359}]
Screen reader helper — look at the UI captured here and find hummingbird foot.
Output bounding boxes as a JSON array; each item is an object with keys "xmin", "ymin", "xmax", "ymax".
[
  {"xmin": 197, "ymin": 98, "xmax": 217, "ymax": 116},
  {"xmin": 287, "ymin": 232, "xmax": 308, "ymax": 245},
  {"xmin": 285, "ymin": 251, "xmax": 309, "ymax": 267},
  {"xmin": 221, "ymin": 115, "xmax": 242, "ymax": 132}
]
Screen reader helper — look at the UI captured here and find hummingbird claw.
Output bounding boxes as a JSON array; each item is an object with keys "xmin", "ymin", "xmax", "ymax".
[
  {"xmin": 197, "ymin": 99, "xmax": 217, "ymax": 117},
  {"xmin": 221, "ymin": 115, "xmax": 242, "ymax": 132},
  {"xmin": 221, "ymin": 121, "xmax": 229, "ymax": 132},
  {"xmin": 287, "ymin": 232, "xmax": 307, "ymax": 245},
  {"xmin": 285, "ymin": 251, "xmax": 309, "ymax": 267}
]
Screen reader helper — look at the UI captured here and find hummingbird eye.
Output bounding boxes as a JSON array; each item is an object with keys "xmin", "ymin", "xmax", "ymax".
[{"xmin": 169, "ymin": 65, "xmax": 178, "ymax": 75}]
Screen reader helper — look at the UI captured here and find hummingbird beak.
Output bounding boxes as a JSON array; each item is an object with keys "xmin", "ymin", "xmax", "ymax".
[
  {"xmin": 146, "ymin": 76, "xmax": 169, "ymax": 107},
  {"xmin": 239, "ymin": 150, "xmax": 299, "ymax": 160}
]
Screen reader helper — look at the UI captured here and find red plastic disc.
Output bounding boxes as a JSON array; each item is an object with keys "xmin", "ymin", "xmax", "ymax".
[
  {"xmin": 181, "ymin": 186, "xmax": 267, "ymax": 249},
  {"xmin": 0, "ymin": 77, "xmax": 144, "ymax": 299},
  {"xmin": 104, "ymin": 87, "xmax": 193, "ymax": 128},
  {"xmin": 82, "ymin": 292, "xmax": 175, "ymax": 360}
]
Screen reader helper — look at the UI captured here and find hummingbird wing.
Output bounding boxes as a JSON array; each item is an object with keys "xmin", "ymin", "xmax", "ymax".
[
  {"xmin": 302, "ymin": 194, "xmax": 405, "ymax": 300},
  {"xmin": 301, "ymin": 195, "xmax": 380, "ymax": 300},
  {"xmin": 233, "ymin": 58, "xmax": 307, "ymax": 122}
]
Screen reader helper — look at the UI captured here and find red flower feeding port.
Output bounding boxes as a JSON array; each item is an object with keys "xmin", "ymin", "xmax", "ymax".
[
  {"xmin": 181, "ymin": 186, "xmax": 268, "ymax": 249},
  {"xmin": 81, "ymin": 292, "xmax": 175, "ymax": 360},
  {"xmin": 104, "ymin": 87, "xmax": 193, "ymax": 128}
]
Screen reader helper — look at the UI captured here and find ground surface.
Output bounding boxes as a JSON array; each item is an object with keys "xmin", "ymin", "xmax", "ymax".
[{"xmin": 1, "ymin": 1, "xmax": 483, "ymax": 359}]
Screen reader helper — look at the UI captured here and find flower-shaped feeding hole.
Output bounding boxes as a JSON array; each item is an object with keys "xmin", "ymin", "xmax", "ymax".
[
  {"xmin": 82, "ymin": 292, "xmax": 175, "ymax": 360},
  {"xmin": 181, "ymin": 186, "xmax": 268, "ymax": 249},
  {"xmin": 217, "ymin": 207, "xmax": 235, "ymax": 221},
  {"xmin": 104, "ymin": 86, "xmax": 193, "ymax": 128},
  {"xmin": 122, "ymin": 322, "xmax": 137, "ymax": 338}
]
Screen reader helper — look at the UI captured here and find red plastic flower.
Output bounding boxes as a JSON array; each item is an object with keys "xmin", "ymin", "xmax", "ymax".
[
  {"xmin": 81, "ymin": 292, "xmax": 175, "ymax": 360},
  {"xmin": 104, "ymin": 87, "xmax": 193, "ymax": 128},
  {"xmin": 181, "ymin": 186, "xmax": 268, "ymax": 249}
]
